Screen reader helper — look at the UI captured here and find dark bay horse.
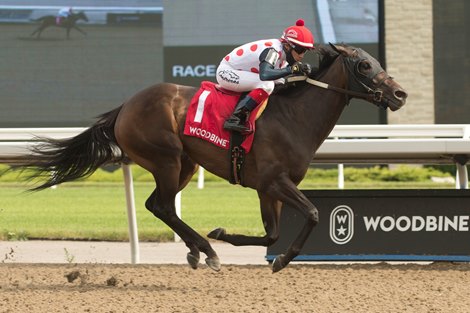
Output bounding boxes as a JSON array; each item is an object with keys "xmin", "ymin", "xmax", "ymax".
[
  {"xmin": 16, "ymin": 44, "xmax": 407, "ymax": 272},
  {"xmin": 31, "ymin": 12, "xmax": 88, "ymax": 39}
]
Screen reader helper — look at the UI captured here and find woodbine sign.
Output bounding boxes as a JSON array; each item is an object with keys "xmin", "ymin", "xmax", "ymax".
[{"xmin": 267, "ymin": 189, "xmax": 470, "ymax": 262}]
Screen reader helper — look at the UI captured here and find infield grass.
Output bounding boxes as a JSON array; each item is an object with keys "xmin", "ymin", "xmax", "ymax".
[
  {"xmin": 0, "ymin": 181, "xmax": 264, "ymax": 241},
  {"xmin": 0, "ymin": 165, "xmax": 454, "ymax": 241}
]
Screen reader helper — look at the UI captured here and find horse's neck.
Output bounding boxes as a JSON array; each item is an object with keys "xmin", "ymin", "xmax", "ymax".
[
  {"xmin": 312, "ymin": 55, "xmax": 349, "ymax": 126},
  {"xmin": 284, "ymin": 57, "xmax": 348, "ymax": 149},
  {"xmin": 321, "ymin": 55, "xmax": 346, "ymax": 81}
]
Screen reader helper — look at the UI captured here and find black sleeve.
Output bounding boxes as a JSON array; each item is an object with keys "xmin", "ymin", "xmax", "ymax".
[{"xmin": 259, "ymin": 62, "xmax": 292, "ymax": 81}]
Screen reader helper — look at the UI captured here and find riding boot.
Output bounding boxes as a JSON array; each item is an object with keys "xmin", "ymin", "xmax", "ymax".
[
  {"xmin": 223, "ymin": 96, "xmax": 258, "ymax": 133},
  {"xmin": 223, "ymin": 88, "xmax": 269, "ymax": 133}
]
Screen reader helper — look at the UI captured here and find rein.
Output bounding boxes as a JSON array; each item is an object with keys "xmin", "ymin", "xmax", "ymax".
[{"xmin": 286, "ymin": 74, "xmax": 384, "ymax": 103}]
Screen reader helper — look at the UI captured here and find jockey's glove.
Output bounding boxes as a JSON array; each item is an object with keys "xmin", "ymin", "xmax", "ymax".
[{"xmin": 291, "ymin": 62, "xmax": 312, "ymax": 76}]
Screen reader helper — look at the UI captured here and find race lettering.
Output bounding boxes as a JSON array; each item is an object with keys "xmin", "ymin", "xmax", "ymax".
[
  {"xmin": 363, "ymin": 215, "xmax": 470, "ymax": 232},
  {"xmin": 172, "ymin": 65, "xmax": 216, "ymax": 77}
]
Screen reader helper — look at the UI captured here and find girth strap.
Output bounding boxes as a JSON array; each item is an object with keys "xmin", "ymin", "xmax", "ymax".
[{"xmin": 228, "ymin": 131, "xmax": 246, "ymax": 185}]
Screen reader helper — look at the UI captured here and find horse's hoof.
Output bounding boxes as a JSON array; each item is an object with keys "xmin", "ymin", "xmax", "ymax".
[
  {"xmin": 207, "ymin": 228, "xmax": 226, "ymax": 240},
  {"xmin": 272, "ymin": 254, "xmax": 286, "ymax": 273},
  {"xmin": 205, "ymin": 256, "xmax": 221, "ymax": 272},
  {"xmin": 186, "ymin": 253, "xmax": 200, "ymax": 270}
]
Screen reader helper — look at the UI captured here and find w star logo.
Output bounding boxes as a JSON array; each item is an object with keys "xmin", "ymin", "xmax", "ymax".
[{"xmin": 329, "ymin": 205, "xmax": 354, "ymax": 244}]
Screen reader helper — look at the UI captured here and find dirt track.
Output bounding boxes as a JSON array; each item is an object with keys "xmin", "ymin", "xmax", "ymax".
[{"xmin": 1, "ymin": 262, "xmax": 469, "ymax": 313}]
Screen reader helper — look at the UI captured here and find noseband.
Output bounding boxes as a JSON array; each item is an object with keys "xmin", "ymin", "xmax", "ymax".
[{"xmin": 286, "ymin": 50, "xmax": 392, "ymax": 105}]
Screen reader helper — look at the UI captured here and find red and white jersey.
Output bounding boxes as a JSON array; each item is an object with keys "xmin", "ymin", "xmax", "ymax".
[{"xmin": 220, "ymin": 39, "xmax": 288, "ymax": 73}]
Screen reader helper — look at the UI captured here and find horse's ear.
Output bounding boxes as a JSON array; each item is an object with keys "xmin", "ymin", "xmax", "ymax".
[
  {"xmin": 329, "ymin": 42, "xmax": 339, "ymax": 52},
  {"xmin": 329, "ymin": 42, "xmax": 348, "ymax": 56}
]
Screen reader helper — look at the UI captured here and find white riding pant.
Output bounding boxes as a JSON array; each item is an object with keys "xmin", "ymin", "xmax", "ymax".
[{"xmin": 216, "ymin": 63, "xmax": 282, "ymax": 94}]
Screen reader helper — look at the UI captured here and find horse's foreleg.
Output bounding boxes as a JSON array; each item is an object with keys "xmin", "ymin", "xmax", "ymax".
[
  {"xmin": 262, "ymin": 173, "xmax": 319, "ymax": 273},
  {"xmin": 208, "ymin": 192, "xmax": 281, "ymax": 247},
  {"xmin": 73, "ymin": 26, "xmax": 86, "ymax": 36}
]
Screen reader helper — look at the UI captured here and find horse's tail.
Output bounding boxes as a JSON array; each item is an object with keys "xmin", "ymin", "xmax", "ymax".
[{"xmin": 23, "ymin": 106, "xmax": 124, "ymax": 191}]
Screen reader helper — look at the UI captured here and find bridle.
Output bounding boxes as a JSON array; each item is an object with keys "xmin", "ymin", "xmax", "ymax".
[{"xmin": 286, "ymin": 48, "xmax": 392, "ymax": 105}]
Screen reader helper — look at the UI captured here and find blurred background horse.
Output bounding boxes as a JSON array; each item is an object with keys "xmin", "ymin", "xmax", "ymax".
[{"xmin": 31, "ymin": 11, "xmax": 88, "ymax": 39}]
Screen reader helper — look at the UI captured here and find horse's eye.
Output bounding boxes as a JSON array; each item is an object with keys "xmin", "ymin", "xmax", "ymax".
[{"xmin": 359, "ymin": 61, "xmax": 372, "ymax": 73}]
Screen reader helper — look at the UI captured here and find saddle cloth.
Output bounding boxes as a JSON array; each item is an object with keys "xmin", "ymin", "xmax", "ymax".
[{"xmin": 183, "ymin": 81, "xmax": 267, "ymax": 153}]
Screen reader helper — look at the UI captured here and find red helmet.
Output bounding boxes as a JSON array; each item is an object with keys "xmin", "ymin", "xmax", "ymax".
[{"xmin": 281, "ymin": 19, "xmax": 314, "ymax": 49}]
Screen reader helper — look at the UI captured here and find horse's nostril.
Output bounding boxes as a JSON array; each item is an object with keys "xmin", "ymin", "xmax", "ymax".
[{"xmin": 395, "ymin": 89, "xmax": 408, "ymax": 100}]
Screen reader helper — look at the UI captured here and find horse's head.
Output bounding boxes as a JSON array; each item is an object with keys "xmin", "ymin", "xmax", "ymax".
[
  {"xmin": 328, "ymin": 43, "xmax": 407, "ymax": 111},
  {"xmin": 76, "ymin": 11, "xmax": 89, "ymax": 22}
]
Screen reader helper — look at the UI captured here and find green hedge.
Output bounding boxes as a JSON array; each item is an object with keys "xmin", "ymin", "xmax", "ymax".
[
  {"xmin": 0, "ymin": 164, "xmax": 453, "ymax": 184},
  {"xmin": 304, "ymin": 165, "xmax": 451, "ymax": 183}
]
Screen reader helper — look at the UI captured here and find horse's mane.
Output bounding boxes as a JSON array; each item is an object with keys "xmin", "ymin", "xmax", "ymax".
[
  {"xmin": 272, "ymin": 44, "xmax": 342, "ymax": 96},
  {"xmin": 314, "ymin": 44, "xmax": 342, "ymax": 74}
]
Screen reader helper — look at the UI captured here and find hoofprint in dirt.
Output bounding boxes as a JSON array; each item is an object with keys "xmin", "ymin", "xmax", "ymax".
[{"xmin": 0, "ymin": 263, "xmax": 469, "ymax": 313}]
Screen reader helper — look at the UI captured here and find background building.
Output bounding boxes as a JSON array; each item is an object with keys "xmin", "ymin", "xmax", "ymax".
[
  {"xmin": 0, "ymin": 0, "xmax": 467, "ymax": 127},
  {"xmin": 386, "ymin": 0, "xmax": 469, "ymax": 124}
]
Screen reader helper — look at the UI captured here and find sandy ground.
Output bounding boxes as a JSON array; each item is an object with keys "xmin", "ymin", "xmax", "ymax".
[
  {"xmin": 0, "ymin": 241, "xmax": 469, "ymax": 313},
  {"xmin": 0, "ymin": 241, "xmax": 266, "ymax": 265},
  {"xmin": 0, "ymin": 262, "xmax": 469, "ymax": 313}
]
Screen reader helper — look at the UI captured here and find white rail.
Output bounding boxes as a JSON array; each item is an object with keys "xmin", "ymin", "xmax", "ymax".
[
  {"xmin": 0, "ymin": 6, "xmax": 163, "ymax": 12},
  {"xmin": 322, "ymin": 124, "xmax": 470, "ymax": 189}
]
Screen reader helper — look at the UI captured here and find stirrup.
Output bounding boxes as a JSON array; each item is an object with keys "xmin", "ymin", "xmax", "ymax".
[{"xmin": 223, "ymin": 120, "xmax": 253, "ymax": 134}]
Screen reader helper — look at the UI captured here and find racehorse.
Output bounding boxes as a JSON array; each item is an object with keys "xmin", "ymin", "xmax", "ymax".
[
  {"xmin": 15, "ymin": 43, "xmax": 407, "ymax": 272},
  {"xmin": 30, "ymin": 11, "xmax": 88, "ymax": 39}
]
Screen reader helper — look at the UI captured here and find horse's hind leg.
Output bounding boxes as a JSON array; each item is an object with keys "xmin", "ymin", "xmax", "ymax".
[
  {"xmin": 34, "ymin": 25, "xmax": 48, "ymax": 38},
  {"xmin": 208, "ymin": 191, "xmax": 282, "ymax": 246},
  {"xmin": 31, "ymin": 25, "xmax": 43, "ymax": 38},
  {"xmin": 145, "ymin": 154, "xmax": 220, "ymax": 271},
  {"xmin": 144, "ymin": 187, "xmax": 200, "ymax": 269},
  {"xmin": 177, "ymin": 154, "xmax": 202, "ymax": 268}
]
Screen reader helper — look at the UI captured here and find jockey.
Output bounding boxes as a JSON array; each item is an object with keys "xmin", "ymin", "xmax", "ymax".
[
  {"xmin": 56, "ymin": 7, "xmax": 73, "ymax": 25},
  {"xmin": 217, "ymin": 19, "xmax": 315, "ymax": 133}
]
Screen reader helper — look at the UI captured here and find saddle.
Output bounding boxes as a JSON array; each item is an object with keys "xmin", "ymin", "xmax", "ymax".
[{"xmin": 56, "ymin": 17, "xmax": 64, "ymax": 25}]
